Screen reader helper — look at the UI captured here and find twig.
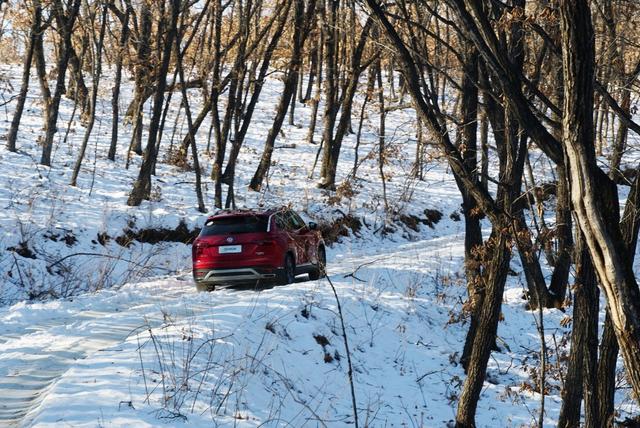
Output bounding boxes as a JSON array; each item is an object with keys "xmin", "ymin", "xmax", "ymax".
[
  {"xmin": 324, "ymin": 274, "xmax": 359, "ymax": 428},
  {"xmin": 416, "ymin": 370, "xmax": 440, "ymax": 383},
  {"xmin": 47, "ymin": 252, "xmax": 174, "ymax": 271},
  {"xmin": 0, "ymin": 94, "xmax": 18, "ymax": 107},
  {"xmin": 11, "ymin": 252, "xmax": 25, "ymax": 289},
  {"xmin": 343, "ymin": 256, "xmax": 392, "ymax": 282},
  {"xmin": 137, "ymin": 333, "xmax": 151, "ymax": 402}
]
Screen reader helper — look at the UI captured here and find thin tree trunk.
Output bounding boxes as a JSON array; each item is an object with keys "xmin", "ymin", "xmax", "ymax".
[
  {"xmin": 548, "ymin": 165, "xmax": 572, "ymax": 300},
  {"xmin": 317, "ymin": 0, "xmax": 339, "ymax": 189},
  {"xmin": 557, "ymin": 232, "xmax": 599, "ymax": 428},
  {"xmin": 174, "ymin": 16, "xmax": 205, "ymax": 212},
  {"xmin": 7, "ymin": 0, "xmax": 41, "ymax": 152},
  {"xmin": 71, "ymin": 3, "xmax": 108, "ymax": 187},
  {"xmin": 209, "ymin": 0, "xmax": 224, "ymax": 207},
  {"xmin": 128, "ymin": 4, "xmax": 153, "ymax": 157},
  {"xmin": 128, "ymin": 0, "xmax": 178, "ymax": 206},
  {"xmin": 33, "ymin": 26, "xmax": 51, "ymax": 118},
  {"xmin": 40, "ymin": 0, "xmax": 82, "ymax": 167},
  {"xmin": 456, "ymin": 228, "xmax": 511, "ymax": 427},
  {"xmin": 305, "ymin": 31, "xmax": 323, "ymax": 146},
  {"xmin": 108, "ymin": 6, "xmax": 130, "ymax": 161},
  {"xmin": 456, "ymin": 44, "xmax": 483, "ymax": 371},
  {"xmin": 375, "ymin": 60, "xmax": 388, "ymax": 213},
  {"xmin": 249, "ymin": 0, "xmax": 316, "ymax": 192},
  {"xmin": 322, "ymin": 16, "xmax": 373, "ymax": 189},
  {"xmin": 67, "ymin": 39, "xmax": 90, "ymax": 121},
  {"xmin": 352, "ymin": 65, "xmax": 375, "ymax": 179},
  {"xmin": 597, "ymin": 149, "xmax": 640, "ymax": 426},
  {"xmin": 221, "ymin": 0, "xmax": 291, "ymax": 193}
]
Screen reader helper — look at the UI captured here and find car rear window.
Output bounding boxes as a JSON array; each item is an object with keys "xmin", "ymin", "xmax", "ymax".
[{"xmin": 200, "ymin": 215, "xmax": 268, "ymax": 236}]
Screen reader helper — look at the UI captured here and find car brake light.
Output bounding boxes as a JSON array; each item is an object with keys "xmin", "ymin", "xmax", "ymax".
[{"xmin": 193, "ymin": 241, "xmax": 211, "ymax": 258}]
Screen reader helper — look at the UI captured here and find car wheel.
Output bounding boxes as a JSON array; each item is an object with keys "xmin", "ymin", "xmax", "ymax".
[
  {"xmin": 196, "ymin": 282, "xmax": 215, "ymax": 292},
  {"xmin": 309, "ymin": 246, "xmax": 326, "ymax": 280},
  {"xmin": 278, "ymin": 254, "xmax": 295, "ymax": 285}
]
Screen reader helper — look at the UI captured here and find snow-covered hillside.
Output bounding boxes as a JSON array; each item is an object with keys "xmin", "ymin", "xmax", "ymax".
[
  {"xmin": 0, "ymin": 234, "xmax": 593, "ymax": 427},
  {"xmin": 0, "ymin": 61, "xmax": 446, "ymax": 305},
  {"xmin": 0, "ymin": 64, "xmax": 637, "ymax": 427}
]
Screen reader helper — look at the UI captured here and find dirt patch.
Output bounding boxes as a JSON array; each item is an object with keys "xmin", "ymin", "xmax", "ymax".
[
  {"xmin": 7, "ymin": 242, "xmax": 37, "ymax": 259},
  {"xmin": 319, "ymin": 212, "xmax": 362, "ymax": 244},
  {"xmin": 45, "ymin": 230, "xmax": 77, "ymax": 246},
  {"xmin": 423, "ymin": 209, "xmax": 443, "ymax": 228},
  {"xmin": 99, "ymin": 220, "xmax": 200, "ymax": 248},
  {"xmin": 399, "ymin": 214, "xmax": 421, "ymax": 231}
]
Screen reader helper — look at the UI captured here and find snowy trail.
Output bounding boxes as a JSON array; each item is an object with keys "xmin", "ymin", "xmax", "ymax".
[
  {"xmin": 0, "ymin": 233, "xmax": 466, "ymax": 427},
  {"xmin": 0, "ymin": 278, "xmax": 201, "ymax": 426}
]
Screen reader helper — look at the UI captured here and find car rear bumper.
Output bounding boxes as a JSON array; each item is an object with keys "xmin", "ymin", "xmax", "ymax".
[{"xmin": 193, "ymin": 267, "xmax": 278, "ymax": 285}]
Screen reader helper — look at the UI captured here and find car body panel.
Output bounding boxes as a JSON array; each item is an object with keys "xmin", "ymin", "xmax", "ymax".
[{"xmin": 192, "ymin": 208, "xmax": 325, "ymax": 288}]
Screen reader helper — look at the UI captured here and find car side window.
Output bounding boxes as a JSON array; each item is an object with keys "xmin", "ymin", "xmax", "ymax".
[
  {"xmin": 290, "ymin": 211, "xmax": 306, "ymax": 229},
  {"xmin": 275, "ymin": 213, "xmax": 289, "ymax": 230}
]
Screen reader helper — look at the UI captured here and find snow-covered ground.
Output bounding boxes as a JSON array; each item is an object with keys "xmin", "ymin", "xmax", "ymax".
[
  {"xmin": 0, "ymin": 233, "xmax": 585, "ymax": 427},
  {"xmin": 0, "ymin": 62, "xmax": 638, "ymax": 427}
]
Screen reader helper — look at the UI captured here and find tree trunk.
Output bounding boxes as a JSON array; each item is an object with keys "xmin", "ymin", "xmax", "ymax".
[
  {"xmin": 40, "ymin": 0, "xmax": 82, "ymax": 167},
  {"xmin": 375, "ymin": 59, "xmax": 388, "ymax": 212},
  {"xmin": 548, "ymin": 165, "xmax": 572, "ymax": 300},
  {"xmin": 321, "ymin": 16, "xmax": 373, "ymax": 190},
  {"xmin": 7, "ymin": 0, "xmax": 41, "ymax": 152},
  {"xmin": 221, "ymin": 0, "xmax": 291, "ymax": 195},
  {"xmin": 455, "ymin": 228, "xmax": 511, "ymax": 427},
  {"xmin": 557, "ymin": 233, "xmax": 599, "ymax": 428},
  {"xmin": 455, "ymin": 44, "xmax": 483, "ymax": 372},
  {"xmin": 128, "ymin": 4, "xmax": 153, "ymax": 157},
  {"xmin": 70, "ymin": 3, "xmax": 108, "ymax": 187},
  {"xmin": 174, "ymin": 16, "xmax": 205, "ymax": 213},
  {"xmin": 33, "ymin": 26, "xmax": 51, "ymax": 116},
  {"xmin": 209, "ymin": 0, "xmax": 224, "ymax": 208},
  {"xmin": 560, "ymin": 0, "xmax": 640, "ymax": 403},
  {"xmin": 317, "ymin": 0, "xmax": 339, "ymax": 189},
  {"xmin": 249, "ymin": 0, "xmax": 316, "ymax": 192},
  {"xmin": 597, "ymin": 153, "xmax": 640, "ymax": 426},
  {"xmin": 352, "ymin": 65, "xmax": 375, "ymax": 179},
  {"xmin": 128, "ymin": 0, "xmax": 179, "ymax": 206},
  {"xmin": 304, "ymin": 31, "xmax": 323, "ymax": 146},
  {"xmin": 108, "ymin": 6, "xmax": 130, "ymax": 161},
  {"xmin": 67, "ymin": 38, "xmax": 90, "ymax": 121}
]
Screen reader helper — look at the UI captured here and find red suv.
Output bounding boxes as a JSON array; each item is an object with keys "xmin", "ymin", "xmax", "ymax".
[{"xmin": 192, "ymin": 208, "xmax": 326, "ymax": 291}]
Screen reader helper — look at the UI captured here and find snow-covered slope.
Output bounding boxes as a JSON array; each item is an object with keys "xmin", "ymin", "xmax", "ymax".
[
  {"xmin": 1, "ymin": 233, "xmax": 589, "ymax": 427},
  {"xmin": 0, "ymin": 63, "xmax": 637, "ymax": 427}
]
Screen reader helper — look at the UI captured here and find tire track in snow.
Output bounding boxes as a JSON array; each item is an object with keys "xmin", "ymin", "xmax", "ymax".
[{"xmin": 0, "ymin": 277, "xmax": 204, "ymax": 427}]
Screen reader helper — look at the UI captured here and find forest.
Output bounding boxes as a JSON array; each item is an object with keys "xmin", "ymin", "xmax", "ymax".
[{"xmin": 1, "ymin": 0, "xmax": 640, "ymax": 426}]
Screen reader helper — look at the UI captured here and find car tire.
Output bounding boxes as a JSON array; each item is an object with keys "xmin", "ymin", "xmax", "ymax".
[
  {"xmin": 278, "ymin": 254, "xmax": 295, "ymax": 285},
  {"xmin": 309, "ymin": 246, "xmax": 326, "ymax": 280},
  {"xmin": 196, "ymin": 282, "xmax": 215, "ymax": 292}
]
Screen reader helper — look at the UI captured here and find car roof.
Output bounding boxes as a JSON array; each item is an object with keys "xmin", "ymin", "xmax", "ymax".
[{"xmin": 206, "ymin": 207, "xmax": 287, "ymax": 220}]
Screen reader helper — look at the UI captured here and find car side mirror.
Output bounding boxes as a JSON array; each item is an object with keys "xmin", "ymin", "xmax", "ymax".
[{"xmin": 308, "ymin": 221, "xmax": 318, "ymax": 230}]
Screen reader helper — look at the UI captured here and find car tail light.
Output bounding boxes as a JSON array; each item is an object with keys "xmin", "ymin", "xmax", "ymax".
[{"xmin": 193, "ymin": 241, "xmax": 211, "ymax": 258}]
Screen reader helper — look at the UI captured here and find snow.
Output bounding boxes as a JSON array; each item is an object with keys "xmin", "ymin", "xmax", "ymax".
[
  {"xmin": 0, "ymin": 238, "xmax": 555, "ymax": 427},
  {"xmin": 0, "ymin": 63, "xmax": 637, "ymax": 427}
]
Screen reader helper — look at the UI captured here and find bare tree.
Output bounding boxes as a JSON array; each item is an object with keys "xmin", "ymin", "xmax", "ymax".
[
  {"xmin": 128, "ymin": 0, "xmax": 179, "ymax": 206},
  {"xmin": 71, "ymin": 1, "xmax": 108, "ymax": 187},
  {"xmin": 7, "ymin": 0, "xmax": 42, "ymax": 152},
  {"xmin": 248, "ymin": 0, "xmax": 318, "ymax": 193},
  {"xmin": 40, "ymin": 0, "xmax": 82, "ymax": 167}
]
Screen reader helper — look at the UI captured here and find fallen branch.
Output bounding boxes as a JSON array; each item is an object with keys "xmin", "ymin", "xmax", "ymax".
[
  {"xmin": 343, "ymin": 256, "xmax": 392, "ymax": 282},
  {"xmin": 47, "ymin": 252, "xmax": 175, "ymax": 272}
]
